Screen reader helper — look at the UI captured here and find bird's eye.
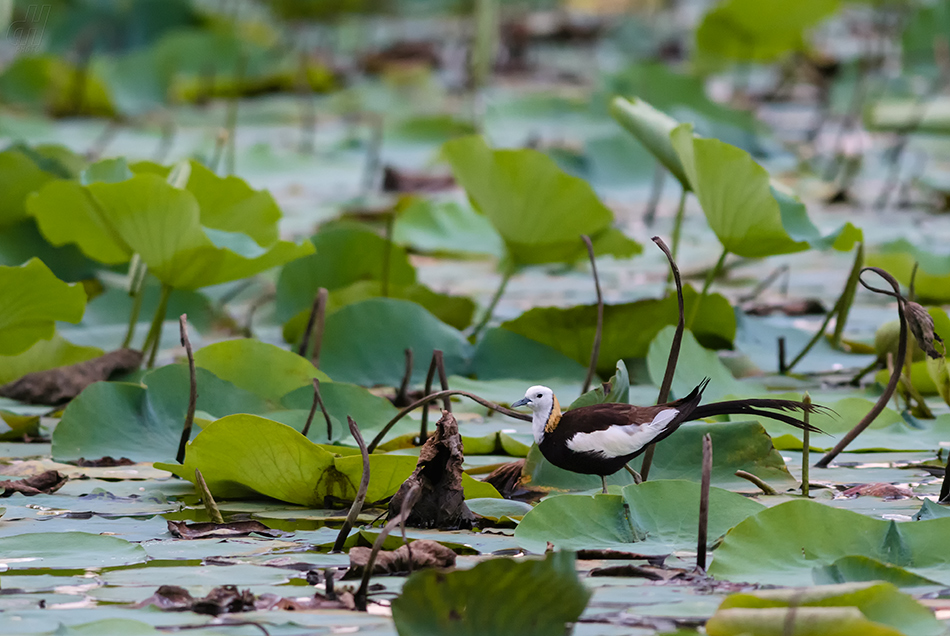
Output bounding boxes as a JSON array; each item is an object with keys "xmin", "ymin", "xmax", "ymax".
[{"xmin": 536, "ymin": 393, "xmax": 542, "ymax": 398}]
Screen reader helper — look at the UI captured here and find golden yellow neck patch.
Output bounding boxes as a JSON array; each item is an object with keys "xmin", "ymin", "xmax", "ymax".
[{"xmin": 545, "ymin": 394, "xmax": 562, "ymax": 433}]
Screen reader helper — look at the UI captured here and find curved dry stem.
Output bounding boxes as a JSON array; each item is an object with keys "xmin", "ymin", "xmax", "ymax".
[
  {"xmin": 815, "ymin": 267, "xmax": 908, "ymax": 468},
  {"xmin": 581, "ymin": 235, "xmax": 603, "ymax": 394},
  {"xmin": 176, "ymin": 314, "xmax": 197, "ymax": 464},
  {"xmin": 333, "ymin": 417, "xmax": 370, "ymax": 553},
  {"xmin": 367, "ymin": 389, "xmax": 531, "ymax": 453},
  {"xmin": 302, "ymin": 378, "xmax": 332, "ymax": 439},
  {"xmin": 640, "ymin": 236, "xmax": 685, "ymax": 482}
]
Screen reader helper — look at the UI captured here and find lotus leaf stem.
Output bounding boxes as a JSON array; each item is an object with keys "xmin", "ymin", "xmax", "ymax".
[
  {"xmin": 670, "ymin": 187, "xmax": 687, "ymax": 262},
  {"xmin": 333, "ymin": 417, "xmax": 370, "ymax": 553},
  {"xmin": 581, "ymin": 235, "xmax": 603, "ymax": 395},
  {"xmin": 302, "ymin": 378, "xmax": 332, "ymax": 439},
  {"xmin": 697, "ymin": 433, "xmax": 712, "ymax": 571},
  {"xmin": 470, "ymin": 264, "xmax": 514, "ymax": 340},
  {"xmin": 176, "ymin": 314, "xmax": 197, "ymax": 464},
  {"xmin": 735, "ymin": 470, "xmax": 777, "ymax": 496},
  {"xmin": 687, "ymin": 248, "xmax": 727, "ymax": 330},
  {"xmin": 142, "ymin": 283, "xmax": 172, "ymax": 369},
  {"xmin": 801, "ymin": 393, "xmax": 810, "ymax": 497},
  {"xmin": 418, "ymin": 350, "xmax": 450, "ymax": 444}
]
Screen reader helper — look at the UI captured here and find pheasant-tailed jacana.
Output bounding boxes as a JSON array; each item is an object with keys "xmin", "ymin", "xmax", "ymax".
[{"xmin": 511, "ymin": 378, "xmax": 824, "ymax": 493}]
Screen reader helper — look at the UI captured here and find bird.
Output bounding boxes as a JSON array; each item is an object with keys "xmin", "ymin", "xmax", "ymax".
[{"xmin": 511, "ymin": 378, "xmax": 824, "ymax": 494}]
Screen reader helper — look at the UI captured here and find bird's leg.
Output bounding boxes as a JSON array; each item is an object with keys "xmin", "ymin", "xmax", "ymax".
[
  {"xmin": 623, "ymin": 464, "xmax": 642, "ymax": 484},
  {"xmin": 601, "ymin": 476, "xmax": 608, "ymax": 494}
]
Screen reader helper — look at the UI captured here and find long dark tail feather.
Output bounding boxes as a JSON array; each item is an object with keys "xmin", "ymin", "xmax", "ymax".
[{"xmin": 691, "ymin": 399, "xmax": 828, "ymax": 434}]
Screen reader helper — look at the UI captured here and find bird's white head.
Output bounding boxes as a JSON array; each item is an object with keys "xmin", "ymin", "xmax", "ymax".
[{"xmin": 512, "ymin": 385, "xmax": 561, "ymax": 443}]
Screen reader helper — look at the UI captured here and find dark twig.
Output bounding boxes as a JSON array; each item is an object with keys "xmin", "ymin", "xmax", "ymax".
[
  {"xmin": 778, "ymin": 337, "xmax": 787, "ymax": 374},
  {"xmin": 419, "ymin": 350, "xmax": 451, "ymax": 444},
  {"xmin": 738, "ymin": 265, "xmax": 790, "ymax": 303},
  {"xmin": 176, "ymin": 315, "xmax": 197, "ymax": 464},
  {"xmin": 395, "ymin": 348, "xmax": 413, "ymax": 406},
  {"xmin": 367, "ymin": 389, "xmax": 530, "ymax": 453},
  {"xmin": 697, "ymin": 433, "xmax": 712, "ymax": 571},
  {"xmin": 298, "ymin": 288, "xmax": 328, "ymax": 362},
  {"xmin": 355, "ymin": 483, "xmax": 421, "ymax": 611},
  {"xmin": 302, "ymin": 378, "xmax": 332, "ymax": 439},
  {"xmin": 640, "ymin": 236, "xmax": 685, "ymax": 481},
  {"xmin": 940, "ymin": 451, "xmax": 950, "ymax": 503},
  {"xmin": 333, "ymin": 417, "xmax": 370, "ymax": 552},
  {"xmin": 581, "ymin": 235, "xmax": 603, "ymax": 394},
  {"xmin": 816, "ymin": 268, "xmax": 908, "ymax": 468}
]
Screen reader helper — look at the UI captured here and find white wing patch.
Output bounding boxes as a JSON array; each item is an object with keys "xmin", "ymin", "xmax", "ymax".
[{"xmin": 566, "ymin": 409, "xmax": 679, "ymax": 458}]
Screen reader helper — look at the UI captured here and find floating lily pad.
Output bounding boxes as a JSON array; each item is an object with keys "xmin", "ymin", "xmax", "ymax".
[
  {"xmin": 472, "ymin": 328, "xmax": 589, "ymax": 382},
  {"xmin": 515, "ymin": 480, "xmax": 764, "ymax": 554},
  {"xmin": 0, "ymin": 531, "xmax": 146, "ymax": 570},
  {"xmin": 709, "ymin": 499, "xmax": 950, "ymax": 586}
]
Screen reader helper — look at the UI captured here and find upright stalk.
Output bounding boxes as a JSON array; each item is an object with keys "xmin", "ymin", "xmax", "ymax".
[
  {"xmin": 470, "ymin": 265, "xmax": 514, "ymax": 340},
  {"xmin": 121, "ymin": 256, "xmax": 147, "ymax": 349},
  {"xmin": 670, "ymin": 187, "xmax": 688, "ymax": 262},
  {"xmin": 142, "ymin": 283, "xmax": 172, "ymax": 369},
  {"xmin": 686, "ymin": 248, "xmax": 728, "ymax": 329}
]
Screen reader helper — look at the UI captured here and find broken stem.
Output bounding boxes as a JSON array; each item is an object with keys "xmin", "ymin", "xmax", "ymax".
[
  {"xmin": 470, "ymin": 264, "xmax": 514, "ymax": 340},
  {"xmin": 581, "ymin": 235, "xmax": 604, "ymax": 395},
  {"xmin": 298, "ymin": 288, "xmax": 328, "ymax": 363},
  {"xmin": 355, "ymin": 483, "xmax": 421, "ymax": 611},
  {"xmin": 735, "ymin": 470, "xmax": 777, "ymax": 496},
  {"xmin": 640, "ymin": 236, "xmax": 685, "ymax": 482},
  {"xmin": 195, "ymin": 468, "xmax": 224, "ymax": 524},
  {"xmin": 302, "ymin": 378, "xmax": 332, "ymax": 439},
  {"xmin": 176, "ymin": 315, "xmax": 197, "ymax": 464},
  {"xmin": 697, "ymin": 433, "xmax": 712, "ymax": 571},
  {"xmin": 332, "ymin": 417, "xmax": 370, "ymax": 553},
  {"xmin": 367, "ymin": 389, "xmax": 530, "ymax": 453},
  {"xmin": 815, "ymin": 268, "xmax": 908, "ymax": 468},
  {"xmin": 419, "ymin": 350, "xmax": 450, "ymax": 444}
]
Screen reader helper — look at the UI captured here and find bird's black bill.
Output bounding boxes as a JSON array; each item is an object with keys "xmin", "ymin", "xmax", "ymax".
[{"xmin": 511, "ymin": 397, "xmax": 531, "ymax": 408}]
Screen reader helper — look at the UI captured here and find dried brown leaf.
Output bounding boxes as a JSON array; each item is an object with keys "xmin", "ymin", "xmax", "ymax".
[
  {"xmin": 345, "ymin": 539, "xmax": 456, "ymax": 578},
  {"xmin": 0, "ymin": 470, "xmax": 67, "ymax": 496},
  {"xmin": 166, "ymin": 519, "xmax": 285, "ymax": 540},
  {"xmin": 0, "ymin": 348, "xmax": 143, "ymax": 405}
]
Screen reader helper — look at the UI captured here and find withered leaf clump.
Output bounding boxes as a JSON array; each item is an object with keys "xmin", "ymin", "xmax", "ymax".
[
  {"xmin": 345, "ymin": 539, "xmax": 456, "ymax": 578},
  {"xmin": 74, "ymin": 456, "xmax": 135, "ymax": 467},
  {"xmin": 0, "ymin": 348, "xmax": 143, "ymax": 405},
  {"xmin": 136, "ymin": 584, "xmax": 355, "ymax": 614},
  {"xmin": 839, "ymin": 483, "xmax": 914, "ymax": 500},
  {"xmin": 387, "ymin": 410, "xmax": 475, "ymax": 529},
  {"xmin": 166, "ymin": 519, "xmax": 285, "ymax": 540},
  {"xmin": 905, "ymin": 301, "xmax": 946, "ymax": 360},
  {"xmin": 0, "ymin": 470, "xmax": 67, "ymax": 496}
]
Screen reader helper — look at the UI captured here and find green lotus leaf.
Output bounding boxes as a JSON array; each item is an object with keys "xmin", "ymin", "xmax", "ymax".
[
  {"xmin": 283, "ymin": 280, "xmax": 476, "ymax": 343},
  {"xmin": 568, "ymin": 359, "xmax": 629, "ymax": 409},
  {"xmin": 867, "ymin": 240, "xmax": 950, "ymax": 302},
  {"xmin": 0, "ymin": 54, "xmax": 116, "ymax": 117},
  {"xmin": 319, "ymin": 298, "xmax": 472, "ymax": 386},
  {"xmin": 442, "ymin": 135, "xmax": 641, "ymax": 266},
  {"xmin": 52, "ymin": 364, "xmax": 270, "ymax": 463},
  {"xmin": 647, "ymin": 326, "xmax": 741, "ymax": 402},
  {"xmin": 695, "ymin": 0, "xmax": 840, "ymax": 68},
  {"xmin": 671, "ymin": 124, "xmax": 862, "ymax": 258},
  {"xmin": 0, "ymin": 332, "xmax": 101, "ymax": 385},
  {"xmin": 276, "ymin": 224, "xmax": 416, "ymax": 322},
  {"xmin": 711, "ymin": 581, "xmax": 942, "ymax": 636},
  {"xmin": 158, "ymin": 414, "xmax": 446, "ymax": 505},
  {"xmin": 393, "ymin": 198, "xmax": 504, "ymax": 258},
  {"xmin": 609, "ymin": 96, "xmax": 691, "ymax": 188},
  {"xmin": 0, "ymin": 148, "xmax": 58, "ymax": 228},
  {"xmin": 514, "ymin": 480, "xmax": 763, "ymax": 554},
  {"xmin": 471, "ymin": 328, "xmax": 589, "ymax": 381},
  {"xmin": 193, "ymin": 339, "xmax": 329, "ymax": 405},
  {"xmin": 500, "ymin": 286, "xmax": 735, "ymax": 378},
  {"xmin": 0, "ymin": 410, "xmax": 40, "ymax": 440},
  {"xmin": 0, "ymin": 532, "xmax": 146, "ymax": 570},
  {"xmin": 392, "ymin": 551, "xmax": 590, "ymax": 636},
  {"xmin": 27, "ymin": 172, "xmax": 313, "ymax": 289},
  {"xmin": 709, "ymin": 499, "xmax": 950, "ymax": 586},
  {"xmin": 0, "ymin": 258, "xmax": 87, "ymax": 356}
]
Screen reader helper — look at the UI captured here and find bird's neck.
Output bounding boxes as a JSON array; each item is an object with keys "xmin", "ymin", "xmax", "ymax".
[{"xmin": 533, "ymin": 395, "xmax": 562, "ymax": 444}]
